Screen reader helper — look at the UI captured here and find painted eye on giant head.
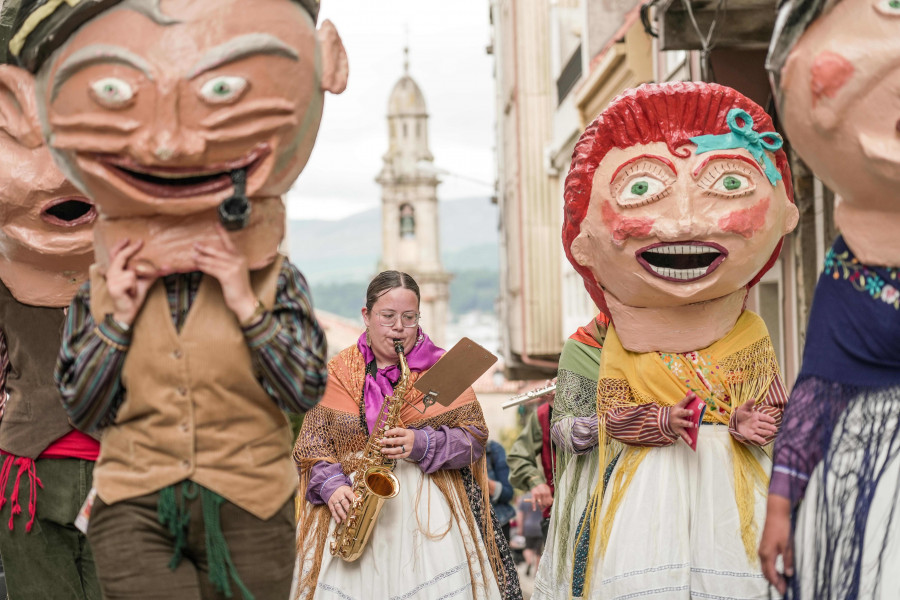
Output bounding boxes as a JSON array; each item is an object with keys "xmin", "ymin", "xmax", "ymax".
[
  {"xmin": 199, "ymin": 76, "xmax": 249, "ymax": 104},
  {"xmin": 611, "ymin": 158, "xmax": 676, "ymax": 208},
  {"xmin": 89, "ymin": 77, "xmax": 135, "ymax": 109},
  {"xmin": 697, "ymin": 161, "xmax": 758, "ymax": 198},
  {"xmin": 876, "ymin": 0, "xmax": 900, "ymax": 16}
]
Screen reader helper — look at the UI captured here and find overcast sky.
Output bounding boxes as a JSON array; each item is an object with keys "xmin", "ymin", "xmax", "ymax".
[{"xmin": 286, "ymin": 0, "xmax": 496, "ymax": 221}]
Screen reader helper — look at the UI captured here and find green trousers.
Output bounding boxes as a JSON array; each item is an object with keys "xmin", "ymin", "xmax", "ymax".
[
  {"xmin": 88, "ymin": 485, "xmax": 295, "ymax": 600},
  {"xmin": 0, "ymin": 457, "xmax": 100, "ymax": 599}
]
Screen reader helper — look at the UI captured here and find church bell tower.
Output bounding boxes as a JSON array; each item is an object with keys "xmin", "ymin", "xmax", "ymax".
[{"xmin": 377, "ymin": 49, "xmax": 451, "ymax": 347}]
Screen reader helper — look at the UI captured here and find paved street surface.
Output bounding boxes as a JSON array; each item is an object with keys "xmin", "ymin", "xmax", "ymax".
[{"xmin": 516, "ymin": 562, "xmax": 534, "ymax": 599}]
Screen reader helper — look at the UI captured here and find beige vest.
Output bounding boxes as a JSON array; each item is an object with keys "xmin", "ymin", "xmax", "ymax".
[{"xmin": 89, "ymin": 257, "xmax": 297, "ymax": 519}]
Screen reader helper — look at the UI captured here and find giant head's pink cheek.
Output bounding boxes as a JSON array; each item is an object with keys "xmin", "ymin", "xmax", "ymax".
[
  {"xmin": 718, "ymin": 197, "xmax": 770, "ymax": 239},
  {"xmin": 810, "ymin": 51, "xmax": 854, "ymax": 107},
  {"xmin": 600, "ymin": 201, "xmax": 654, "ymax": 245}
]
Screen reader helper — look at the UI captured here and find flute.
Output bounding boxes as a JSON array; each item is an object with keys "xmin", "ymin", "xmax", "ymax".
[{"xmin": 501, "ymin": 383, "xmax": 556, "ymax": 409}]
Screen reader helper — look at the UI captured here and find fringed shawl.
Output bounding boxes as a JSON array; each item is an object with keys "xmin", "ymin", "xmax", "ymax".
[
  {"xmin": 293, "ymin": 344, "xmax": 507, "ymax": 597},
  {"xmin": 545, "ymin": 315, "xmax": 607, "ymax": 587}
]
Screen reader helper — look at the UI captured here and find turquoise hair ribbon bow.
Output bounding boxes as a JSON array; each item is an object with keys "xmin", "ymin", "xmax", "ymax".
[{"xmin": 689, "ymin": 108, "xmax": 783, "ymax": 186}]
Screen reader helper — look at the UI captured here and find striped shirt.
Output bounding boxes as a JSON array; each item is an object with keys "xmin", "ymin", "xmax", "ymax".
[
  {"xmin": 55, "ymin": 260, "xmax": 327, "ymax": 431},
  {"xmin": 606, "ymin": 375, "xmax": 789, "ymax": 446}
]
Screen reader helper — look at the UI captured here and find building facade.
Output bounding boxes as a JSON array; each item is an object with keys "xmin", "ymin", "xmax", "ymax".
[{"xmin": 489, "ymin": 0, "xmax": 836, "ymax": 386}]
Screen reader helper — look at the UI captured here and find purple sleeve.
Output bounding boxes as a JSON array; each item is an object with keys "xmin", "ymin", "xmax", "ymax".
[
  {"xmin": 770, "ymin": 377, "xmax": 850, "ymax": 506},
  {"xmin": 306, "ymin": 461, "xmax": 351, "ymax": 505},
  {"xmin": 550, "ymin": 415, "xmax": 598, "ymax": 454},
  {"xmin": 409, "ymin": 426, "xmax": 486, "ymax": 474}
]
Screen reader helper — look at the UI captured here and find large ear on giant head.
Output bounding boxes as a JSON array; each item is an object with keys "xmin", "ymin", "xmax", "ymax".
[
  {"xmin": 783, "ymin": 194, "xmax": 800, "ymax": 235},
  {"xmin": 570, "ymin": 229, "xmax": 594, "ymax": 271},
  {"xmin": 317, "ymin": 19, "xmax": 348, "ymax": 94},
  {"xmin": 0, "ymin": 64, "xmax": 41, "ymax": 148}
]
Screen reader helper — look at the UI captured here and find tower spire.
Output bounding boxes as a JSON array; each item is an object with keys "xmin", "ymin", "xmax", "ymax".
[{"xmin": 403, "ymin": 26, "xmax": 409, "ymax": 74}]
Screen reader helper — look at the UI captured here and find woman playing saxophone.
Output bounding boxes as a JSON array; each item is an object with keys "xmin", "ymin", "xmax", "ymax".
[{"xmin": 292, "ymin": 271, "xmax": 521, "ymax": 600}]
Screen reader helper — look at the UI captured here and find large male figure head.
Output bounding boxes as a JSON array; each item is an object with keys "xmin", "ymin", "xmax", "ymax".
[
  {"xmin": 7, "ymin": 0, "xmax": 347, "ymax": 276},
  {"xmin": 0, "ymin": 0, "xmax": 95, "ymax": 305}
]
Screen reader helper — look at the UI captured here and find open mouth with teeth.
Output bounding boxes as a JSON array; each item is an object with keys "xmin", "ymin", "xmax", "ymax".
[
  {"xmin": 636, "ymin": 242, "xmax": 727, "ymax": 282},
  {"xmin": 40, "ymin": 198, "xmax": 97, "ymax": 227},
  {"xmin": 96, "ymin": 145, "xmax": 270, "ymax": 199}
]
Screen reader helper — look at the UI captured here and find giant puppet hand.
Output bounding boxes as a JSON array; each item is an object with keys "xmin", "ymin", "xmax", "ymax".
[
  {"xmin": 193, "ymin": 224, "xmax": 257, "ymax": 323},
  {"xmin": 732, "ymin": 399, "xmax": 778, "ymax": 446},
  {"xmin": 106, "ymin": 239, "xmax": 155, "ymax": 325},
  {"xmin": 667, "ymin": 392, "xmax": 699, "ymax": 446}
]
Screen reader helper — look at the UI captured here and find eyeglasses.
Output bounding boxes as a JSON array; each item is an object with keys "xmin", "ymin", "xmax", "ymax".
[{"xmin": 375, "ymin": 310, "xmax": 420, "ymax": 328}]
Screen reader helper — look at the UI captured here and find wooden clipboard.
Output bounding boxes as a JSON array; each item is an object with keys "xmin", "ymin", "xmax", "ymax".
[{"xmin": 413, "ymin": 337, "xmax": 497, "ymax": 408}]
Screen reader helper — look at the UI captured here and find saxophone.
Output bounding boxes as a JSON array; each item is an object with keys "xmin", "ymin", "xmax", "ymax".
[{"xmin": 330, "ymin": 340, "xmax": 410, "ymax": 561}]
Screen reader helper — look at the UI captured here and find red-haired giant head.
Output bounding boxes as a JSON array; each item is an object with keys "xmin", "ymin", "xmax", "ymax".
[{"xmin": 563, "ymin": 81, "xmax": 798, "ymax": 315}]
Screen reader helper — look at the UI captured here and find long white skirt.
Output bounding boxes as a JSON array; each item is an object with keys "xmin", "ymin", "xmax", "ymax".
[
  {"xmin": 587, "ymin": 427, "xmax": 773, "ymax": 600},
  {"xmin": 793, "ymin": 396, "xmax": 900, "ymax": 599},
  {"xmin": 532, "ymin": 450, "xmax": 599, "ymax": 600},
  {"xmin": 293, "ymin": 460, "xmax": 502, "ymax": 600}
]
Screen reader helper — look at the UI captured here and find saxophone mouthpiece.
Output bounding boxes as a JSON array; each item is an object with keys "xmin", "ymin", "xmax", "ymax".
[{"xmin": 393, "ymin": 340, "xmax": 405, "ymax": 355}]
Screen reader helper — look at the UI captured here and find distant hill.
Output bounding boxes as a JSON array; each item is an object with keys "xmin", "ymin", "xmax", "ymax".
[
  {"xmin": 289, "ymin": 196, "xmax": 499, "ymax": 284},
  {"xmin": 289, "ymin": 196, "xmax": 500, "ymax": 320}
]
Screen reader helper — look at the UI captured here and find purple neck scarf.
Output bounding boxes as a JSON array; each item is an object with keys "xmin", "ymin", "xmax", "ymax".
[{"xmin": 357, "ymin": 329, "xmax": 444, "ymax": 433}]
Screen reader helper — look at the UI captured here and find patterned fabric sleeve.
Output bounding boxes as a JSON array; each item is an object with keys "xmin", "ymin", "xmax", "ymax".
[
  {"xmin": 55, "ymin": 283, "xmax": 131, "ymax": 431},
  {"xmin": 409, "ymin": 425, "xmax": 486, "ymax": 474},
  {"xmin": 769, "ymin": 376, "xmax": 849, "ymax": 505},
  {"xmin": 307, "ymin": 461, "xmax": 350, "ymax": 505},
  {"xmin": 551, "ymin": 338, "xmax": 605, "ymax": 454},
  {"xmin": 508, "ymin": 411, "xmax": 545, "ymax": 490},
  {"xmin": 550, "ymin": 415, "xmax": 598, "ymax": 455},
  {"xmin": 242, "ymin": 261, "xmax": 327, "ymax": 414},
  {"xmin": 605, "ymin": 403, "xmax": 678, "ymax": 446}
]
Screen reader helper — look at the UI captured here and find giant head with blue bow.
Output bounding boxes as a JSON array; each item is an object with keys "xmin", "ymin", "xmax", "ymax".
[{"xmin": 563, "ymin": 82, "xmax": 798, "ymax": 352}]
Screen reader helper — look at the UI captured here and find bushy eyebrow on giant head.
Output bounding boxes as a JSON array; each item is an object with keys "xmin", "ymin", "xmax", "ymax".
[
  {"xmin": 185, "ymin": 33, "xmax": 300, "ymax": 80},
  {"xmin": 49, "ymin": 32, "xmax": 301, "ymax": 103},
  {"xmin": 51, "ymin": 44, "xmax": 154, "ymax": 102}
]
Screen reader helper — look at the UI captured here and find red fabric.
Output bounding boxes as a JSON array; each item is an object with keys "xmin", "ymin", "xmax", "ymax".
[
  {"xmin": 537, "ymin": 403, "xmax": 554, "ymax": 519},
  {"xmin": 0, "ymin": 455, "xmax": 43, "ymax": 531},
  {"xmin": 569, "ymin": 313, "xmax": 609, "ymax": 348},
  {"xmin": 0, "ymin": 430, "xmax": 98, "ymax": 535},
  {"xmin": 38, "ymin": 430, "xmax": 100, "ymax": 461}
]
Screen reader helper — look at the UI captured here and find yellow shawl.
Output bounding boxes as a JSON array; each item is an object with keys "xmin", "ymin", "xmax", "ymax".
[{"xmin": 579, "ymin": 311, "xmax": 779, "ymax": 594}]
